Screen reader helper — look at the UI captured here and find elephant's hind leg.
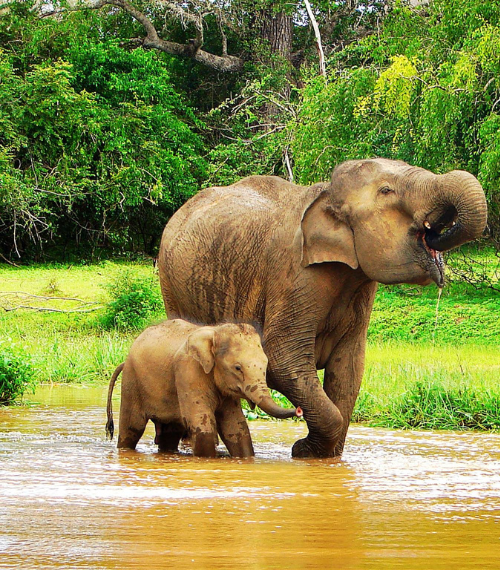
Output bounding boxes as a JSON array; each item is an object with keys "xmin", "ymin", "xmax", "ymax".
[
  {"xmin": 117, "ymin": 404, "xmax": 148, "ymax": 450},
  {"xmin": 117, "ymin": 424, "xmax": 147, "ymax": 449},
  {"xmin": 154, "ymin": 421, "xmax": 184, "ymax": 453},
  {"xmin": 216, "ymin": 398, "xmax": 255, "ymax": 458}
]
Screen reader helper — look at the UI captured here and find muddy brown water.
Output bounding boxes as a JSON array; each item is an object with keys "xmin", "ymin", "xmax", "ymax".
[{"xmin": 1, "ymin": 386, "xmax": 500, "ymax": 569}]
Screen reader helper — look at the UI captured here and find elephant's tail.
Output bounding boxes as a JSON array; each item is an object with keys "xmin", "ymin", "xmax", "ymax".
[{"xmin": 106, "ymin": 363, "xmax": 124, "ymax": 440}]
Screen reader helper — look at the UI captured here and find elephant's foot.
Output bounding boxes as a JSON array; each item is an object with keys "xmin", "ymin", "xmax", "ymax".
[{"xmin": 291, "ymin": 436, "xmax": 340, "ymax": 459}]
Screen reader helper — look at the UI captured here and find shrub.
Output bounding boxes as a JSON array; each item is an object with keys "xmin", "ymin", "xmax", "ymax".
[
  {"xmin": 374, "ymin": 381, "xmax": 500, "ymax": 431},
  {"xmin": 0, "ymin": 347, "xmax": 37, "ymax": 405},
  {"xmin": 352, "ymin": 391, "xmax": 377, "ymax": 423},
  {"xmin": 99, "ymin": 270, "xmax": 163, "ymax": 331}
]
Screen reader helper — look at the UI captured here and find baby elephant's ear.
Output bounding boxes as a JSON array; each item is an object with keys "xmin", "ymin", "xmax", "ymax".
[{"xmin": 186, "ymin": 327, "xmax": 216, "ymax": 374}]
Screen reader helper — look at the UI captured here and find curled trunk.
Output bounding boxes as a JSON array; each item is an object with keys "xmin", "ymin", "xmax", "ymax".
[{"xmin": 424, "ymin": 171, "xmax": 487, "ymax": 251}]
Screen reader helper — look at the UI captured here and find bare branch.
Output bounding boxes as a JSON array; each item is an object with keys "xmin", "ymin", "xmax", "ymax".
[
  {"xmin": 0, "ymin": 254, "xmax": 21, "ymax": 268},
  {"xmin": 0, "ymin": 292, "xmax": 104, "ymax": 313},
  {"xmin": 1, "ymin": 305, "xmax": 103, "ymax": 313},
  {"xmin": 304, "ymin": 0, "xmax": 326, "ymax": 78},
  {"xmin": 283, "ymin": 148, "xmax": 294, "ymax": 182},
  {"xmin": 43, "ymin": 0, "xmax": 244, "ymax": 72},
  {"xmin": 0, "ymin": 292, "xmax": 100, "ymax": 303}
]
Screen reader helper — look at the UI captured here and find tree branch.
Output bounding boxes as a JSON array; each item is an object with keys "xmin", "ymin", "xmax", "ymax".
[
  {"xmin": 2, "ymin": 305, "xmax": 103, "ymax": 313},
  {"xmin": 0, "ymin": 292, "xmax": 104, "ymax": 313},
  {"xmin": 68, "ymin": 0, "xmax": 244, "ymax": 72},
  {"xmin": 304, "ymin": 0, "xmax": 326, "ymax": 77}
]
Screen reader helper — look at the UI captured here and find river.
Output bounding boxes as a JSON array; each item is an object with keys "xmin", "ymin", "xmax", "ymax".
[{"xmin": 1, "ymin": 385, "xmax": 499, "ymax": 569}]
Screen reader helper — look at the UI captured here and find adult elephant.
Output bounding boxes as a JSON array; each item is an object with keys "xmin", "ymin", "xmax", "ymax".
[{"xmin": 158, "ymin": 158, "xmax": 487, "ymax": 458}]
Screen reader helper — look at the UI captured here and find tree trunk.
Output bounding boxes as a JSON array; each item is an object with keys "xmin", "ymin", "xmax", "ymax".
[
  {"xmin": 260, "ymin": 10, "xmax": 293, "ymax": 116},
  {"xmin": 261, "ymin": 10, "xmax": 293, "ymax": 61}
]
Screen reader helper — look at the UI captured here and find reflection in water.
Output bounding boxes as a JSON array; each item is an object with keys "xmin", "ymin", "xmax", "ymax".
[{"xmin": 1, "ymin": 385, "xmax": 500, "ymax": 569}]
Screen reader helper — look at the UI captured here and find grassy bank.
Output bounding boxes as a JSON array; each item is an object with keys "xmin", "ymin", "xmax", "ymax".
[
  {"xmin": 0, "ymin": 260, "xmax": 163, "ymax": 384},
  {"xmin": 354, "ymin": 344, "xmax": 500, "ymax": 430},
  {"xmin": 1, "ymin": 257, "xmax": 499, "ymax": 432}
]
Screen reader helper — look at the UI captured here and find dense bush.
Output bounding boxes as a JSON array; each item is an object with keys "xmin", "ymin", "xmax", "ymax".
[
  {"xmin": 99, "ymin": 271, "xmax": 163, "ymax": 331},
  {"xmin": 0, "ymin": 347, "xmax": 37, "ymax": 405}
]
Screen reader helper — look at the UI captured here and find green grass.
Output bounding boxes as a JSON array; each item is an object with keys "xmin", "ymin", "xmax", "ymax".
[{"xmin": 1, "ymin": 255, "xmax": 499, "ymax": 431}]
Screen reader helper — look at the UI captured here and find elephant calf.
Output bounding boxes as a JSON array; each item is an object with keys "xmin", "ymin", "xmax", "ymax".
[{"xmin": 106, "ymin": 319, "xmax": 302, "ymax": 457}]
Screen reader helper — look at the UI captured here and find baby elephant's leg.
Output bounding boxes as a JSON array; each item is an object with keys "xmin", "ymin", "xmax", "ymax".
[
  {"xmin": 117, "ymin": 377, "xmax": 148, "ymax": 449},
  {"xmin": 185, "ymin": 411, "xmax": 218, "ymax": 457},
  {"xmin": 216, "ymin": 398, "xmax": 255, "ymax": 458}
]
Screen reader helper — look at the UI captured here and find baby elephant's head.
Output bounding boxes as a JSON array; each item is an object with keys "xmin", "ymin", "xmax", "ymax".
[{"xmin": 187, "ymin": 323, "xmax": 302, "ymax": 420}]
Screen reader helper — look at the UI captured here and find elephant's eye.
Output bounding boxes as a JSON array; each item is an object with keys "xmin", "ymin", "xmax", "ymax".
[
  {"xmin": 235, "ymin": 364, "xmax": 242, "ymax": 372},
  {"xmin": 379, "ymin": 186, "xmax": 394, "ymax": 195}
]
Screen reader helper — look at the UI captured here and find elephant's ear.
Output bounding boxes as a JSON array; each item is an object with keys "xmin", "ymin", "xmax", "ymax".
[
  {"xmin": 186, "ymin": 328, "xmax": 215, "ymax": 374},
  {"xmin": 300, "ymin": 191, "xmax": 359, "ymax": 269}
]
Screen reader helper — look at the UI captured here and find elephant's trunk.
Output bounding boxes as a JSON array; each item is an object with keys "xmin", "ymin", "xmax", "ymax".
[
  {"xmin": 423, "ymin": 171, "xmax": 487, "ymax": 252},
  {"xmin": 243, "ymin": 383, "xmax": 302, "ymax": 419}
]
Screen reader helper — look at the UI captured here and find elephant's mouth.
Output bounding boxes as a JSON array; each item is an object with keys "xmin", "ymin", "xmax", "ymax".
[{"xmin": 417, "ymin": 229, "xmax": 445, "ymax": 287}]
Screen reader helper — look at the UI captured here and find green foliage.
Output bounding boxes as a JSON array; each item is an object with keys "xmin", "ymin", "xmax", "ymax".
[
  {"xmin": 291, "ymin": 0, "xmax": 500, "ymax": 245},
  {"xmin": 2, "ymin": 0, "xmax": 500, "ymax": 258},
  {"xmin": 0, "ymin": 10, "xmax": 206, "ymax": 256},
  {"xmin": 206, "ymin": 69, "xmax": 296, "ymax": 185},
  {"xmin": 0, "ymin": 345, "xmax": 37, "ymax": 405},
  {"xmin": 292, "ymin": 71, "xmax": 377, "ymax": 182},
  {"xmin": 99, "ymin": 270, "xmax": 163, "ymax": 331}
]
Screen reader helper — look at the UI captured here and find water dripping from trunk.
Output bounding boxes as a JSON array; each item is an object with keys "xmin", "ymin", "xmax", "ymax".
[{"xmin": 432, "ymin": 286, "xmax": 443, "ymax": 344}]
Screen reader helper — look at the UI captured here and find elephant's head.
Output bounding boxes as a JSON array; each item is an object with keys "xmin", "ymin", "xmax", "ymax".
[
  {"xmin": 301, "ymin": 158, "xmax": 488, "ymax": 287},
  {"xmin": 186, "ymin": 324, "xmax": 302, "ymax": 419}
]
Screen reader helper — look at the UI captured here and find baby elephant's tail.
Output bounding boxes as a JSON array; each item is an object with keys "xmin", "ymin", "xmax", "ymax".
[{"xmin": 106, "ymin": 363, "xmax": 124, "ymax": 440}]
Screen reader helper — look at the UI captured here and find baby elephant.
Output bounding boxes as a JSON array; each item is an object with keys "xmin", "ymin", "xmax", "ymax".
[{"xmin": 106, "ymin": 319, "xmax": 302, "ymax": 457}]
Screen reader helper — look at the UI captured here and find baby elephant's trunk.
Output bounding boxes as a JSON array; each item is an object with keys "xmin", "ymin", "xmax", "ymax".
[{"xmin": 245, "ymin": 384, "xmax": 302, "ymax": 419}]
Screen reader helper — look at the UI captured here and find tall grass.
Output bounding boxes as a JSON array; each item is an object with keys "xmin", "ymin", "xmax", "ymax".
[
  {"xmin": 352, "ymin": 343, "xmax": 500, "ymax": 430},
  {"xmin": 372, "ymin": 382, "xmax": 500, "ymax": 431}
]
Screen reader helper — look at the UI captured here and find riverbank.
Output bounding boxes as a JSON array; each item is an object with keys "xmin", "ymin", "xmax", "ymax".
[{"xmin": 1, "ymin": 258, "xmax": 499, "ymax": 431}]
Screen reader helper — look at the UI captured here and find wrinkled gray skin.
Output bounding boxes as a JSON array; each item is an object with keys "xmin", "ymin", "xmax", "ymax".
[
  {"xmin": 106, "ymin": 320, "xmax": 300, "ymax": 457},
  {"xmin": 158, "ymin": 158, "xmax": 488, "ymax": 458}
]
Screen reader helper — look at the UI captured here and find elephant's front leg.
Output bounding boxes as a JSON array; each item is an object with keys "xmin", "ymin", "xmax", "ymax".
[
  {"xmin": 216, "ymin": 398, "xmax": 255, "ymax": 458},
  {"xmin": 267, "ymin": 353, "xmax": 343, "ymax": 458},
  {"xmin": 183, "ymin": 409, "xmax": 218, "ymax": 457},
  {"xmin": 281, "ymin": 373, "xmax": 343, "ymax": 458}
]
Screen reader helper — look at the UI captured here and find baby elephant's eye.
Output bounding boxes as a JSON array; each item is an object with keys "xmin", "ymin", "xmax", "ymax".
[
  {"xmin": 379, "ymin": 186, "xmax": 394, "ymax": 195},
  {"xmin": 235, "ymin": 365, "xmax": 242, "ymax": 371}
]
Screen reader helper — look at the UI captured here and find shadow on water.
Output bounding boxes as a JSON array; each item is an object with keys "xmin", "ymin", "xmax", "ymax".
[{"xmin": 1, "ymin": 385, "xmax": 500, "ymax": 569}]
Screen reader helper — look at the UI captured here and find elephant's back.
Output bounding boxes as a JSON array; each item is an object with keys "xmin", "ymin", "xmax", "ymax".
[
  {"xmin": 159, "ymin": 177, "xmax": 309, "ymax": 324},
  {"xmin": 162, "ymin": 176, "xmax": 291, "ymax": 236}
]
